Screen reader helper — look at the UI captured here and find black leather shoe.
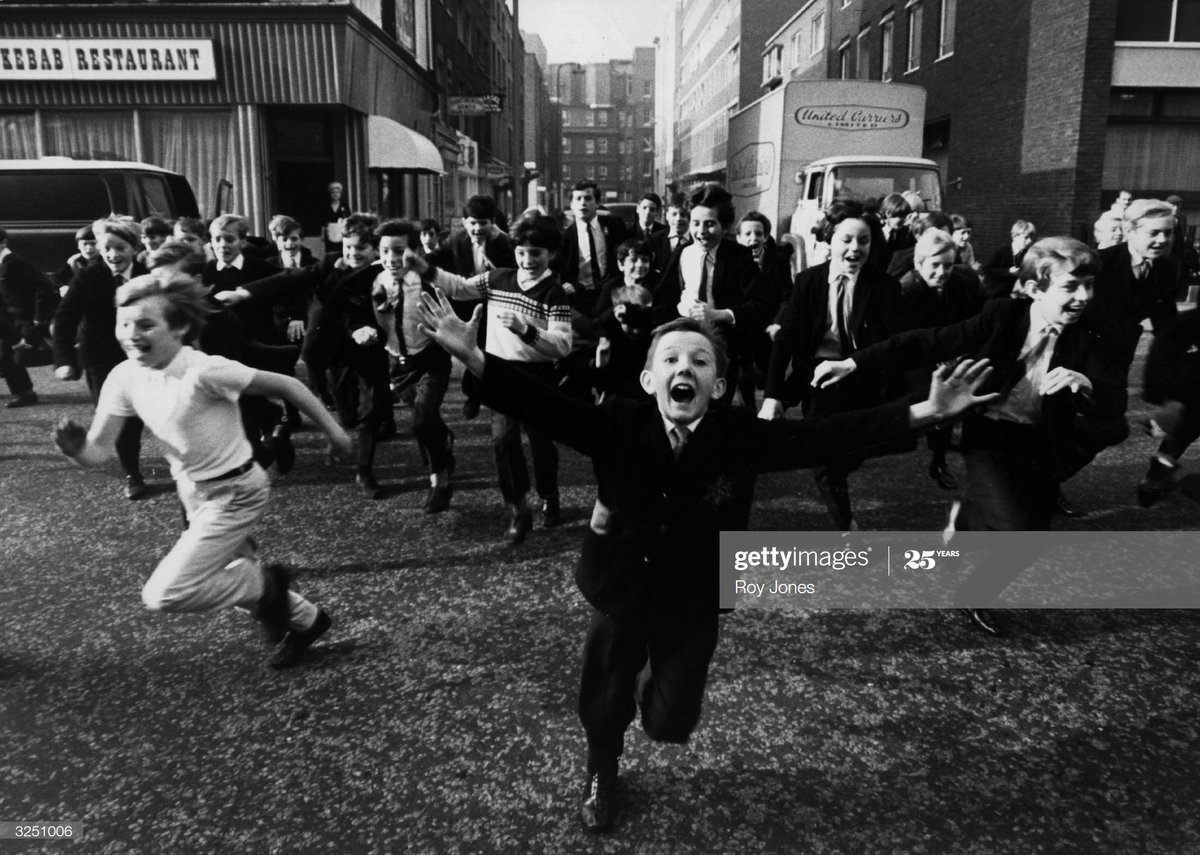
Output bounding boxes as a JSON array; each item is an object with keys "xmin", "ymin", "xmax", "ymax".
[
  {"xmin": 929, "ymin": 461, "xmax": 959, "ymax": 491},
  {"xmin": 271, "ymin": 431, "xmax": 296, "ymax": 475},
  {"xmin": 258, "ymin": 564, "xmax": 292, "ymax": 644},
  {"xmin": 124, "ymin": 475, "xmax": 148, "ymax": 501},
  {"xmin": 1137, "ymin": 480, "xmax": 1166, "ymax": 508},
  {"xmin": 579, "ymin": 770, "xmax": 617, "ymax": 833},
  {"xmin": 961, "ymin": 607, "xmax": 1003, "ymax": 637},
  {"xmin": 5, "ymin": 391, "xmax": 37, "ymax": 408},
  {"xmin": 424, "ymin": 484, "xmax": 453, "ymax": 514},
  {"xmin": 356, "ymin": 473, "xmax": 383, "ymax": 500},
  {"xmin": 1054, "ymin": 487, "xmax": 1079, "ymax": 517},
  {"xmin": 541, "ymin": 494, "xmax": 561, "ymax": 528},
  {"xmin": 1137, "ymin": 462, "xmax": 1176, "ymax": 508},
  {"xmin": 271, "ymin": 608, "xmax": 331, "ymax": 670},
  {"xmin": 506, "ymin": 507, "xmax": 533, "ymax": 546}
]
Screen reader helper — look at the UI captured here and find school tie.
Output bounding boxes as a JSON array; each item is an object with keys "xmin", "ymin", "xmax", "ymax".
[
  {"xmin": 697, "ymin": 250, "xmax": 711, "ymax": 305},
  {"xmin": 1019, "ymin": 323, "xmax": 1061, "ymax": 365},
  {"xmin": 586, "ymin": 221, "xmax": 601, "ymax": 283},
  {"xmin": 833, "ymin": 274, "xmax": 852, "ymax": 355},
  {"xmin": 1135, "ymin": 260, "xmax": 1151, "ymax": 281},
  {"xmin": 670, "ymin": 425, "xmax": 691, "ymax": 463}
]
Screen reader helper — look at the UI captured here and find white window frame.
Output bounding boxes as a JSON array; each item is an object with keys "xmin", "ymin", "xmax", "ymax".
[
  {"xmin": 838, "ymin": 39, "xmax": 852, "ymax": 79},
  {"xmin": 938, "ymin": 0, "xmax": 956, "ymax": 59},
  {"xmin": 811, "ymin": 12, "xmax": 826, "ymax": 57},
  {"xmin": 906, "ymin": 1, "xmax": 922, "ymax": 73},
  {"xmin": 857, "ymin": 27, "xmax": 871, "ymax": 79},
  {"xmin": 881, "ymin": 14, "xmax": 895, "ymax": 82}
]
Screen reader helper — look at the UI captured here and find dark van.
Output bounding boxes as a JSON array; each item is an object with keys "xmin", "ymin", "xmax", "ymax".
[{"xmin": 0, "ymin": 158, "xmax": 200, "ymax": 274}]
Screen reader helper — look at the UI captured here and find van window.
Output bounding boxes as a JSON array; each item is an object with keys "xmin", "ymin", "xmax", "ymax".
[
  {"xmin": 0, "ymin": 172, "xmax": 112, "ymax": 222},
  {"xmin": 137, "ymin": 174, "xmax": 172, "ymax": 218},
  {"xmin": 827, "ymin": 165, "xmax": 943, "ymax": 210},
  {"xmin": 806, "ymin": 172, "xmax": 824, "ymax": 201}
]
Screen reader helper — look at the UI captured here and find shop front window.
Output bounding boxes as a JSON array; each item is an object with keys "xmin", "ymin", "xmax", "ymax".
[{"xmin": 43, "ymin": 110, "xmax": 137, "ymax": 161}]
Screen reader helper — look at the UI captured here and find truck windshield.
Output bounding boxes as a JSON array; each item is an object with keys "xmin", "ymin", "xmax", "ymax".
[{"xmin": 829, "ymin": 165, "xmax": 943, "ymax": 211}]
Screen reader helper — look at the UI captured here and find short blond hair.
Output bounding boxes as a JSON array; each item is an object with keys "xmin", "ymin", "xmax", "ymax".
[
  {"xmin": 1019, "ymin": 237, "xmax": 1100, "ymax": 290},
  {"xmin": 93, "ymin": 215, "xmax": 142, "ymax": 248},
  {"xmin": 116, "ymin": 270, "xmax": 211, "ymax": 339},
  {"xmin": 1123, "ymin": 198, "xmax": 1175, "ymax": 229},
  {"xmin": 913, "ymin": 228, "xmax": 956, "ymax": 265}
]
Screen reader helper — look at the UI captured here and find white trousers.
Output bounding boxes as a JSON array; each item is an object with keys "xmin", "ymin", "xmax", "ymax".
[{"xmin": 142, "ymin": 464, "xmax": 316, "ymax": 631}]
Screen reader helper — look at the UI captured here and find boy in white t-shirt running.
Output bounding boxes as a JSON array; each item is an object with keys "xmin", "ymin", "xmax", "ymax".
[{"xmin": 54, "ymin": 271, "xmax": 354, "ymax": 669}]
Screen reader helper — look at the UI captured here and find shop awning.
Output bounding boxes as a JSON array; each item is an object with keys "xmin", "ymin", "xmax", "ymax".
[{"xmin": 367, "ymin": 115, "xmax": 445, "ymax": 175}]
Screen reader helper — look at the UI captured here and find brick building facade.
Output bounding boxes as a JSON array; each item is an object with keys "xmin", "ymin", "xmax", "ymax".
[{"xmin": 754, "ymin": 0, "xmax": 1197, "ymax": 260}]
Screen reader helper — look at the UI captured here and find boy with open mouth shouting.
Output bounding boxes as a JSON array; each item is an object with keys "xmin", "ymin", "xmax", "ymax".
[{"xmin": 417, "ymin": 289, "xmax": 996, "ymax": 834}]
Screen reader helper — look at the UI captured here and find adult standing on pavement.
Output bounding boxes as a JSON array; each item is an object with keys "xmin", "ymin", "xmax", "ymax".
[
  {"xmin": 0, "ymin": 227, "xmax": 58, "ymax": 408},
  {"xmin": 323, "ymin": 181, "xmax": 352, "ymax": 257}
]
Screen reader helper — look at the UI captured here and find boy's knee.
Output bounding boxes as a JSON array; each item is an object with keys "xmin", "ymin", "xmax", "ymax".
[
  {"xmin": 141, "ymin": 584, "xmax": 171, "ymax": 612},
  {"xmin": 641, "ymin": 709, "xmax": 699, "ymax": 745},
  {"xmin": 142, "ymin": 581, "xmax": 190, "ymax": 612},
  {"xmin": 639, "ymin": 688, "xmax": 702, "ymax": 744}
]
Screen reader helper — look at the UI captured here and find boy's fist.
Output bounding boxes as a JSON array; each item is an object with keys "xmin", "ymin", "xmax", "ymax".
[{"xmin": 53, "ymin": 417, "xmax": 87, "ymax": 458}]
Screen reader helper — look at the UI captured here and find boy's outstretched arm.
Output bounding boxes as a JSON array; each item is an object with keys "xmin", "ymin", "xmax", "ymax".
[
  {"xmin": 54, "ymin": 412, "xmax": 126, "ymax": 468},
  {"xmin": 908, "ymin": 358, "xmax": 998, "ymax": 427},
  {"xmin": 417, "ymin": 289, "xmax": 486, "ymax": 376},
  {"xmin": 242, "ymin": 371, "xmax": 354, "ymax": 459}
]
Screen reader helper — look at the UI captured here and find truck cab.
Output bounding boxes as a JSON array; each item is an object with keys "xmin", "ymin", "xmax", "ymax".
[{"xmin": 789, "ymin": 155, "xmax": 943, "ymax": 270}]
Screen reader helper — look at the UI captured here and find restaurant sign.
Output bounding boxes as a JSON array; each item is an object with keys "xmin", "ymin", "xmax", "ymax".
[{"xmin": 0, "ymin": 39, "xmax": 217, "ymax": 81}]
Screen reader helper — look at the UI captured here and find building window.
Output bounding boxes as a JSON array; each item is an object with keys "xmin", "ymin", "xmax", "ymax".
[
  {"xmin": 562, "ymin": 109, "xmax": 571, "ymax": 126},
  {"xmin": 1116, "ymin": 0, "xmax": 1200, "ymax": 41},
  {"xmin": 585, "ymin": 138, "xmax": 595, "ymax": 154},
  {"xmin": 585, "ymin": 112, "xmax": 595, "ymax": 127},
  {"xmin": 598, "ymin": 165, "xmax": 609, "ymax": 179},
  {"xmin": 562, "ymin": 136, "xmax": 571, "ymax": 153},
  {"xmin": 790, "ymin": 31, "xmax": 804, "ymax": 66},
  {"xmin": 644, "ymin": 80, "xmax": 653, "ymax": 97},
  {"xmin": 881, "ymin": 15, "xmax": 895, "ymax": 81},
  {"xmin": 811, "ymin": 13, "xmax": 826, "ymax": 56},
  {"xmin": 598, "ymin": 110, "xmax": 610, "ymax": 125},
  {"xmin": 857, "ymin": 27, "xmax": 871, "ymax": 79},
  {"xmin": 906, "ymin": 2, "xmax": 922, "ymax": 72},
  {"xmin": 838, "ymin": 39, "xmax": 851, "ymax": 79},
  {"xmin": 598, "ymin": 138, "xmax": 608, "ymax": 154},
  {"xmin": 938, "ymin": 0, "xmax": 956, "ymax": 58},
  {"xmin": 763, "ymin": 44, "xmax": 783, "ymax": 83}
]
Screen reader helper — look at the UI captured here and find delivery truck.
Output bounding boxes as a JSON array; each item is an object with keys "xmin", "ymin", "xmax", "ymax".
[{"xmin": 726, "ymin": 80, "xmax": 942, "ymax": 270}]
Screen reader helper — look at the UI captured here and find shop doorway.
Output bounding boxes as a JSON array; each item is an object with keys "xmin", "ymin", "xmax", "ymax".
[{"xmin": 266, "ymin": 109, "xmax": 345, "ymax": 241}]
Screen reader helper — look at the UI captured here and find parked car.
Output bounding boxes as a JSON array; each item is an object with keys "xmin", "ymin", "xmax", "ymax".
[{"xmin": 0, "ymin": 157, "xmax": 200, "ymax": 274}]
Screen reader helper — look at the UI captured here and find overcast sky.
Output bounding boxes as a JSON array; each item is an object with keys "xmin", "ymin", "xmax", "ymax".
[{"xmin": 518, "ymin": 0, "xmax": 668, "ymax": 64}]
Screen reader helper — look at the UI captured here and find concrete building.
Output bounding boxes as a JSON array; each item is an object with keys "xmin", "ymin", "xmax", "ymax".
[
  {"xmin": 551, "ymin": 53, "xmax": 656, "ymax": 208},
  {"xmin": 668, "ymin": 0, "xmax": 796, "ymax": 187}
]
